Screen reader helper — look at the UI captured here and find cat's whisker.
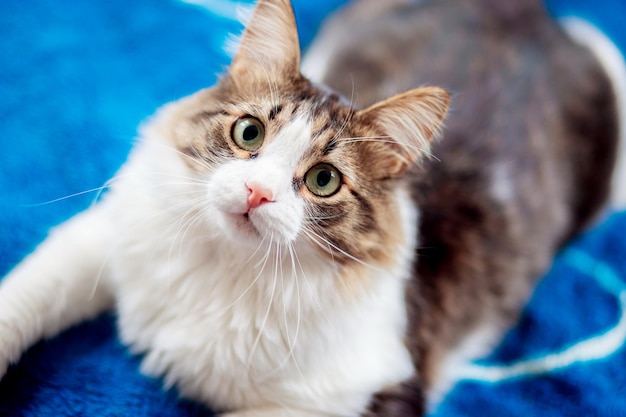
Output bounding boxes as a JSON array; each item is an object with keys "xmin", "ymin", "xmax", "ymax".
[
  {"xmin": 303, "ymin": 225, "xmax": 336, "ymax": 265},
  {"xmin": 282, "ymin": 244, "xmax": 304, "ymax": 380},
  {"xmin": 167, "ymin": 200, "xmax": 211, "ymax": 279},
  {"xmin": 141, "ymin": 138, "xmax": 218, "ymax": 173},
  {"xmin": 304, "ymin": 212, "xmax": 345, "ymax": 222},
  {"xmin": 246, "ymin": 236, "xmax": 279, "ymax": 370},
  {"xmin": 91, "ymin": 176, "xmax": 124, "ymax": 205},
  {"xmin": 240, "ymin": 231, "xmax": 276, "ymax": 270},
  {"xmin": 22, "ymin": 170, "xmax": 180, "ymax": 209},
  {"xmin": 180, "ymin": 134, "xmax": 215, "ymax": 172},
  {"xmin": 278, "ymin": 244, "xmax": 291, "ymax": 360},
  {"xmin": 183, "ymin": 135, "xmax": 225, "ymax": 173},
  {"xmin": 97, "ymin": 168, "xmax": 209, "ymax": 200},
  {"xmin": 23, "ymin": 185, "xmax": 114, "ymax": 207},
  {"xmin": 221, "ymin": 236, "xmax": 273, "ymax": 313},
  {"xmin": 143, "ymin": 196, "xmax": 208, "ymax": 290},
  {"xmin": 138, "ymin": 172, "xmax": 207, "ymax": 184},
  {"xmin": 303, "ymin": 227, "xmax": 383, "ymax": 274},
  {"xmin": 277, "ymin": 245, "xmax": 291, "ymax": 369},
  {"xmin": 90, "ymin": 192, "xmax": 210, "ymax": 300},
  {"xmin": 301, "ymin": 206, "xmax": 339, "ymax": 263},
  {"xmin": 289, "ymin": 243, "xmax": 333, "ymax": 327}
]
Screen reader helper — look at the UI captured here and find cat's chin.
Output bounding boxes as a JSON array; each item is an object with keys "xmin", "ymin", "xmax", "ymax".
[
  {"xmin": 218, "ymin": 212, "xmax": 265, "ymax": 246},
  {"xmin": 215, "ymin": 210, "xmax": 294, "ymax": 249}
]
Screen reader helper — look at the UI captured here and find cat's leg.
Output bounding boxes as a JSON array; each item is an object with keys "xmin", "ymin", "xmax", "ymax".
[
  {"xmin": 221, "ymin": 409, "xmax": 333, "ymax": 417},
  {"xmin": 0, "ymin": 203, "xmax": 115, "ymax": 378},
  {"xmin": 363, "ymin": 379, "xmax": 425, "ymax": 417},
  {"xmin": 221, "ymin": 385, "xmax": 425, "ymax": 417}
]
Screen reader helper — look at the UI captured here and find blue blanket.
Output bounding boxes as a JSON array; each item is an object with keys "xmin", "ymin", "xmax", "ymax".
[{"xmin": 1, "ymin": 1, "xmax": 625, "ymax": 415}]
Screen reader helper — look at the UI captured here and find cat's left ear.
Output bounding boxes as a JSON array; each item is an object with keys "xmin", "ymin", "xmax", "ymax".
[
  {"xmin": 358, "ymin": 86, "xmax": 450, "ymax": 176},
  {"xmin": 229, "ymin": 0, "xmax": 300, "ymax": 83}
]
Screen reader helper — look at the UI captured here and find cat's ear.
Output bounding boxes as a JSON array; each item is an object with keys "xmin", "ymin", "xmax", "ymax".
[
  {"xmin": 357, "ymin": 87, "xmax": 449, "ymax": 176},
  {"xmin": 229, "ymin": 0, "xmax": 300, "ymax": 83}
]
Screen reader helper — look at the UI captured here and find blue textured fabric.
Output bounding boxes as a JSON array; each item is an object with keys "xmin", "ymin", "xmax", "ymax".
[{"xmin": 0, "ymin": 1, "xmax": 625, "ymax": 415}]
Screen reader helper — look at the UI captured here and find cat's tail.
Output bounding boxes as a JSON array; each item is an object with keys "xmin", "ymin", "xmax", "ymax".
[{"xmin": 562, "ymin": 17, "xmax": 626, "ymax": 211}]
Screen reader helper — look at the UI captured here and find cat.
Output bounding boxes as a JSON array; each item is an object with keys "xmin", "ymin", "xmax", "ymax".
[{"xmin": 0, "ymin": 0, "xmax": 623, "ymax": 416}]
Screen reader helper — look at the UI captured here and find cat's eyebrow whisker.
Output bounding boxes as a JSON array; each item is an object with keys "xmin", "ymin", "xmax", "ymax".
[
  {"xmin": 330, "ymin": 88, "xmax": 355, "ymax": 146},
  {"xmin": 348, "ymin": 73, "xmax": 355, "ymax": 109},
  {"xmin": 338, "ymin": 136, "xmax": 439, "ymax": 161},
  {"xmin": 246, "ymin": 48, "xmax": 280, "ymax": 110},
  {"xmin": 327, "ymin": 74, "xmax": 356, "ymax": 146},
  {"xmin": 351, "ymin": 138, "xmax": 441, "ymax": 163},
  {"xmin": 336, "ymin": 135, "xmax": 393, "ymax": 141}
]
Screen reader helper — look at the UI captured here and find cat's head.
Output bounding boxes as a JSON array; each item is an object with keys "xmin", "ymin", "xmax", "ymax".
[{"xmin": 153, "ymin": 0, "xmax": 449, "ymax": 265}]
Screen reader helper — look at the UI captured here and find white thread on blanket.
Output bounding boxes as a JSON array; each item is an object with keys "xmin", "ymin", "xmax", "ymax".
[{"xmin": 457, "ymin": 250, "xmax": 626, "ymax": 383}]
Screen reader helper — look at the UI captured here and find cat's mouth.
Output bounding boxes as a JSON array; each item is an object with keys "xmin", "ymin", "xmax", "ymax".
[
  {"xmin": 216, "ymin": 202, "xmax": 302, "ymax": 246},
  {"xmin": 225, "ymin": 211, "xmax": 262, "ymax": 240}
]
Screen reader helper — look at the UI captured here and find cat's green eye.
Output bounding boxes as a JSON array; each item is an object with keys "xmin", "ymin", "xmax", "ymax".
[
  {"xmin": 232, "ymin": 117, "xmax": 265, "ymax": 152},
  {"xmin": 305, "ymin": 164, "xmax": 342, "ymax": 197}
]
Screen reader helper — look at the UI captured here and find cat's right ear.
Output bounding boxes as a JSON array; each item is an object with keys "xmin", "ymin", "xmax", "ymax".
[
  {"xmin": 358, "ymin": 87, "xmax": 450, "ymax": 176},
  {"xmin": 228, "ymin": 0, "xmax": 301, "ymax": 85}
]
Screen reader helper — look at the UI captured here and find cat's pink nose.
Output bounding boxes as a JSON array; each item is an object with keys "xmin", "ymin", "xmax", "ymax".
[{"xmin": 246, "ymin": 181, "xmax": 275, "ymax": 210}]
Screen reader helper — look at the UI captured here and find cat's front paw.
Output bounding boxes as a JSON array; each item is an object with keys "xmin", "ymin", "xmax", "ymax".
[
  {"xmin": 0, "ymin": 320, "xmax": 18, "ymax": 380},
  {"xmin": 0, "ymin": 344, "xmax": 11, "ymax": 380},
  {"xmin": 0, "ymin": 358, "xmax": 7, "ymax": 380}
]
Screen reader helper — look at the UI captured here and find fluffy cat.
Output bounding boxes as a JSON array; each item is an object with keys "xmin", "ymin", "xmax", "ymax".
[{"xmin": 0, "ymin": 0, "xmax": 622, "ymax": 416}]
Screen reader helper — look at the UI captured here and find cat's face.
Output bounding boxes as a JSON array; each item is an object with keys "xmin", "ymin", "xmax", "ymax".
[{"xmin": 152, "ymin": 0, "xmax": 449, "ymax": 264}]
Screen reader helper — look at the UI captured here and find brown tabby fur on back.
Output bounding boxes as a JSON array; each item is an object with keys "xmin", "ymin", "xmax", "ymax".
[{"xmin": 309, "ymin": 0, "xmax": 619, "ymax": 414}]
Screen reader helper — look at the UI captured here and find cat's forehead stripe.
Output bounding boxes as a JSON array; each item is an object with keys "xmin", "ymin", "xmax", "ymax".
[
  {"xmin": 323, "ymin": 136, "xmax": 338, "ymax": 156},
  {"xmin": 269, "ymin": 104, "xmax": 283, "ymax": 121}
]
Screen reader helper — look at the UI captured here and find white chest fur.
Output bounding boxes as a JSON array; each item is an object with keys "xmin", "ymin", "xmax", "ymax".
[
  {"xmin": 109, "ymin": 228, "xmax": 414, "ymax": 414},
  {"xmin": 101, "ymin": 139, "xmax": 417, "ymax": 415}
]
